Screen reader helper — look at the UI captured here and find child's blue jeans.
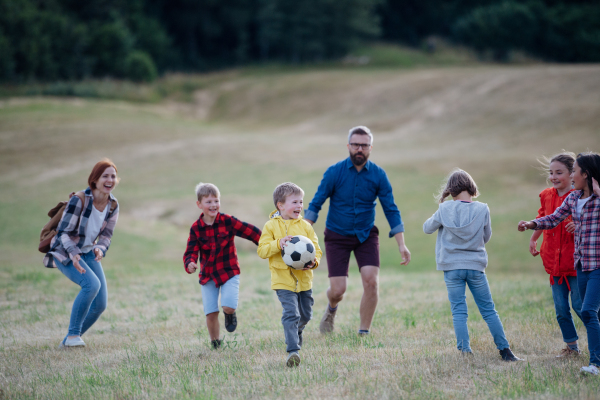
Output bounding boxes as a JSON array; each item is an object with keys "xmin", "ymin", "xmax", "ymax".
[
  {"xmin": 200, "ymin": 275, "xmax": 240, "ymax": 315},
  {"xmin": 551, "ymin": 275, "xmax": 582, "ymax": 343},
  {"xmin": 275, "ymin": 289, "xmax": 314, "ymax": 353},
  {"xmin": 576, "ymin": 265, "xmax": 600, "ymax": 367},
  {"xmin": 56, "ymin": 251, "xmax": 107, "ymax": 337},
  {"xmin": 443, "ymin": 269, "xmax": 510, "ymax": 352}
]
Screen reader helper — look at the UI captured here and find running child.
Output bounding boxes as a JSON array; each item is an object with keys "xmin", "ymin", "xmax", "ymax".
[
  {"xmin": 183, "ymin": 183, "xmax": 261, "ymax": 349},
  {"xmin": 257, "ymin": 182, "xmax": 322, "ymax": 367},
  {"xmin": 519, "ymin": 152, "xmax": 600, "ymax": 375},
  {"xmin": 424, "ymin": 169, "xmax": 522, "ymax": 361},
  {"xmin": 528, "ymin": 152, "xmax": 582, "ymax": 357}
]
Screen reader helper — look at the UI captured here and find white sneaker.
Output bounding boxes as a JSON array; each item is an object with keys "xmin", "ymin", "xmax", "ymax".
[
  {"xmin": 286, "ymin": 352, "xmax": 300, "ymax": 367},
  {"xmin": 59, "ymin": 337, "xmax": 86, "ymax": 349},
  {"xmin": 580, "ymin": 365, "xmax": 599, "ymax": 375}
]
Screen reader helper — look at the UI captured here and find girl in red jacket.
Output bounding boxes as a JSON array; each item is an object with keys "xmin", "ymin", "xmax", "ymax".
[{"xmin": 529, "ymin": 152, "xmax": 582, "ymax": 357}]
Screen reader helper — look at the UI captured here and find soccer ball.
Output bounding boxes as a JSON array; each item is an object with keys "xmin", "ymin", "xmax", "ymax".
[{"xmin": 281, "ymin": 235, "xmax": 316, "ymax": 270}]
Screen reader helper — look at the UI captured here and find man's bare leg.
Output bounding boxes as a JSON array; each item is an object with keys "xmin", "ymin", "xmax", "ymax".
[{"xmin": 359, "ymin": 266, "xmax": 379, "ymax": 331}]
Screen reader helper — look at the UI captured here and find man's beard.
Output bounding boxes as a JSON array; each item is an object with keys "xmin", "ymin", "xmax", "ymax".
[{"xmin": 350, "ymin": 151, "xmax": 369, "ymax": 166}]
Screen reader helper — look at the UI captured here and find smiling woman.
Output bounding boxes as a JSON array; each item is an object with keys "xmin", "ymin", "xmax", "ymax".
[{"xmin": 42, "ymin": 159, "xmax": 120, "ymax": 349}]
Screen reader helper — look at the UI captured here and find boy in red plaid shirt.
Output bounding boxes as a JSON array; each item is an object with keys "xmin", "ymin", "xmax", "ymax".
[{"xmin": 183, "ymin": 183, "xmax": 261, "ymax": 349}]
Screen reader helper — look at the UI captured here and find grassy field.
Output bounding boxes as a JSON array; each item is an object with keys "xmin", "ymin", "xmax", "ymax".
[{"xmin": 1, "ymin": 63, "xmax": 600, "ymax": 399}]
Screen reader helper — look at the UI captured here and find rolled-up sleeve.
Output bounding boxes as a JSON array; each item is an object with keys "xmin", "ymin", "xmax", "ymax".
[
  {"xmin": 377, "ymin": 170, "xmax": 403, "ymax": 237},
  {"xmin": 306, "ymin": 167, "xmax": 335, "ymax": 223}
]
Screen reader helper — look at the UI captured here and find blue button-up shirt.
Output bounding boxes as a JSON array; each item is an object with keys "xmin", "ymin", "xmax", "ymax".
[{"xmin": 305, "ymin": 158, "xmax": 404, "ymax": 243}]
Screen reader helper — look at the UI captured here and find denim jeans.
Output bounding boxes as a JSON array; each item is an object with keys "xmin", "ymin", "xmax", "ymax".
[
  {"xmin": 551, "ymin": 275, "xmax": 582, "ymax": 343},
  {"xmin": 576, "ymin": 266, "xmax": 600, "ymax": 366},
  {"xmin": 275, "ymin": 289, "xmax": 314, "ymax": 353},
  {"xmin": 200, "ymin": 275, "xmax": 240, "ymax": 315},
  {"xmin": 444, "ymin": 269, "xmax": 510, "ymax": 352},
  {"xmin": 56, "ymin": 251, "xmax": 107, "ymax": 337}
]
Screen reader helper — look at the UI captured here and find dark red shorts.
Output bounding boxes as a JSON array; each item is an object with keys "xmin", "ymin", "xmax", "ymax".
[{"xmin": 324, "ymin": 226, "xmax": 380, "ymax": 278}]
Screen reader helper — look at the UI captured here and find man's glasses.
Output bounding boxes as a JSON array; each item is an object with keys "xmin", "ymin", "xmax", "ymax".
[{"xmin": 349, "ymin": 143, "xmax": 372, "ymax": 150}]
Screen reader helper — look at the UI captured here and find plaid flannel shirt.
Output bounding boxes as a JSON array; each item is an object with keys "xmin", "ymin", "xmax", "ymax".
[
  {"xmin": 183, "ymin": 213, "xmax": 261, "ymax": 287},
  {"xmin": 534, "ymin": 191, "xmax": 600, "ymax": 272},
  {"xmin": 43, "ymin": 187, "xmax": 119, "ymax": 268}
]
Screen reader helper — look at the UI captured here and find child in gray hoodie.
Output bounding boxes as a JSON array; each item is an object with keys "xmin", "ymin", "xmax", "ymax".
[{"xmin": 423, "ymin": 169, "xmax": 522, "ymax": 362}]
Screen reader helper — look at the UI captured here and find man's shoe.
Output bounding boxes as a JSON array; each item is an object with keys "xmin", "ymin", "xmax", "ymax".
[
  {"xmin": 59, "ymin": 336, "xmax": 86, "ymax": 349},
  {"xmin": 499, "ymin": 347, "xmax": 523, "ymax": 362},
  {"xmin": 211, "ymin": 339, "xmax": 222, "ymax": 350},
  {"xmin": 224, "ymin": 311, "xmax": 237, "ymax": 333},
  {"xmin": 319, "ymin": 306, "xmax": 336, "ymax": 334},
  {"xmin": 286, "ymin": 352, "xmax": 301, "ymax": 367},
  {"xmin": 581, "ymin": 365, "xmax": 600, "ymax": 375},
  {"xmin": 358, "ymin": 330, "xmax": 370, "ymax": 337},
  {"xmin": 556, "ymin": 346, "xmax": 581, "ymax": 358}
]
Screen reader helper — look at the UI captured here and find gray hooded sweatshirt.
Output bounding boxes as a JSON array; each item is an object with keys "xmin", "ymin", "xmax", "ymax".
[{"xmin": 423, "ymin": 201, "xmax": 492, "ymax": 271}]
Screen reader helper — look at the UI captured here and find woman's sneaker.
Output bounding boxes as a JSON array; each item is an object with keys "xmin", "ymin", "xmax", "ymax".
[
  {"xmin": 58, "ymin": 337, "xmax": 86, "ymax": 349},
  {"xmin": 499, "ymin": 348, "xmax": 523, "ymax": 361},
  {"xmin": 224, "ymin": 311, "xmax": 237, "ymax": 332},
  {"xmin": 286, "ymin": 352, "xmax": 301, "ymax": 367},
  {"xmin": 581, "ymin": 365, "xmax": 600, "ymax": 375}
]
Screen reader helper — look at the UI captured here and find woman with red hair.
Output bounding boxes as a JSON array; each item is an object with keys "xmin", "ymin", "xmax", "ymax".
[{"xmin": 43, "ymin": 159, "xmax": 120, "ymax": 348}]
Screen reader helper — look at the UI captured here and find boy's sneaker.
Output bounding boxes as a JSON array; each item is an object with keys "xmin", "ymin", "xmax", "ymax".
[
  {"xmin": 59, "ymin": 336, "xmax": 86, "ymax": 349},
  {"xmin": 580, "ymin": 365, "xmax": 600, "ymax": 375},
  {"xmin": 556, "ymin": 346, "xmax": 581, "ymax": 358},
  {"xmin": 286, "ymin": 351, "xmax": 301, "ymax": 367},
  {"xmin": 499, "ymin": 347, "xmax": 523, "ymax": 362},
  {"xmin": 224, "ymin": 311, "xmax": 237, "ymax": 333},
  {"xmin": 211, "ymin": 339, "xmax": 222, "ymax": 350},
  {"xmin": 461, "ymin": 350, "xmax": 474, "ymax": 357},
  {"xmin": 319, "ymin": 306, "xmax": 336, "ymax": 334}
]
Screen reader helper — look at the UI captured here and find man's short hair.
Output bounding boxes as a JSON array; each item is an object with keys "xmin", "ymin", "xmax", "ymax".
[
  {"xmin": 348, "ymin": 126, "xmax": 373, "ymax": 145},
  {"xmin": 195, "ymin": 182, "xmax": 220, "ymax": 202},
  {"xmin": 273, "ymin": 182, "xmax": 304, "ymax": 209}
]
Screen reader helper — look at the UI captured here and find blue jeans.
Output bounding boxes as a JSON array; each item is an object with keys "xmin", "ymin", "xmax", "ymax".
[
  {"xmin": 551, "ymin": 275, "xmax": 582, "ymax": 343},
  {"xmin": 200, "ymin": 275, "xmax": 240, "ymax": 315},
  {"xmin": 577, "ymin": 266, "xmax": 600, "ymax": 366},
  {"xmin": 275, "ymin": 289, "xmax": 314, "ymax": 353},
  {"xmin": 444, "ymin": 269, "xmax": 510, "ymax": 352},
  {"xmin": 56, "ymin": 251, "xmax": 107, "ymax": 337}
]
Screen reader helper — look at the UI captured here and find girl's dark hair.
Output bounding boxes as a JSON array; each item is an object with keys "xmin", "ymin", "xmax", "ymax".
[
  {"xmin": 538, "ymin": 151, "xmax": 576, "ymax": 175},
  {"xmin": 576, "ymin": 152, "xmax": 600, "ymax": 193},
  {"xmin": 436, "ymin": 168, "xmax": 479, "ymax": 203}
]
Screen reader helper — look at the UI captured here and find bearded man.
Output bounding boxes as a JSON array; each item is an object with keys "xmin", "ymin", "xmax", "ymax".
[{"xmin": 304, "ymin": 126, "xmax": 411, "ymax": 336}]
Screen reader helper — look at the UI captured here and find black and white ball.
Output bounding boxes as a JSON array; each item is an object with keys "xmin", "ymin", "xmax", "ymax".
[{"xmin": 281, "ymin": 235, "xmax": 316, "ymax": 270}]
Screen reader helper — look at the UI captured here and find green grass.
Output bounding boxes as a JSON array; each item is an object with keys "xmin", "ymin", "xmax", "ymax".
[{"xmin": 1, "ymin": 64, "xmax": 600, "ymax": 399}]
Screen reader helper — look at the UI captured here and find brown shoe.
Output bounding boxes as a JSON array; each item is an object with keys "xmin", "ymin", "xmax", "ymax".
[
  {"xmin": 319, "ymin": 306, "xmax": 336, "ymax": 334},
  {"xmin": 556, "ymin": 346, "xmax": 581, "ymax": 358}
]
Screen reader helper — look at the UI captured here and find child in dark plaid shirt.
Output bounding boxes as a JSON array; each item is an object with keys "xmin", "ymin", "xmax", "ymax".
[
  {"xmin": 183, "ymin": 183, "xmax": 261, "ymax": 349},
  {"xmin": 519, "ymin": 152, "xmax": 600, "ymax": 375}
]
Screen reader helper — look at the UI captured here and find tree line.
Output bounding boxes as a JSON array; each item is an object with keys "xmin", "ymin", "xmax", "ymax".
[{"xmin": 1, "ymin": 0, "xmax": 599, "ymax": 82}]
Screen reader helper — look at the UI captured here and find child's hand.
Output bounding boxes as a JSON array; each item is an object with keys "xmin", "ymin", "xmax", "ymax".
[
  {"xmin": 529, "ymin": 240, "xmax": 539, "ymax": 257},
  {"xmin": 566, "ymin": 221, "xmax": 576, "ymax": 233},
  {"xmin": 518, "ymin": 220, "xmax": 536, "ymax": 231},
  {"xmin": 279, "ymin": 236, "xmax": 293, "ymax": 249},
  {"xmin": 187, "ymin": 262, "xmax": 197, "ymax": 273},
  {"xmin": 302, "ymin": 259, "xmax": 317, "ymax": 270}
]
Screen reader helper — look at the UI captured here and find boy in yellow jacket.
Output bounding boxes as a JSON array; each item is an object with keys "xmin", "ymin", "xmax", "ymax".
[{"xmin": 258, "ymin": 182, "xmax": 322, "ymax": 367}]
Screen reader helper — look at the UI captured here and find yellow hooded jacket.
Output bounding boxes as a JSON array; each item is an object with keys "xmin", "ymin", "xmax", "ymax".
[{"xmin": 257, "ymin": 210, "xmax": 322, "ymax": 292}]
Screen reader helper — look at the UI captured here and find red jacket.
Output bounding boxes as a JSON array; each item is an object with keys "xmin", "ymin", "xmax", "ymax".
[{"xmin": 536, "ymin": 187, "xmax": 575, "ymax": 286}]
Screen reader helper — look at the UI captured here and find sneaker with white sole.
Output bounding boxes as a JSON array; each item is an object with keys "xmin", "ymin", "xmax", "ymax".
[
  {"xmin": 286, "ymin": 351, "xmax": 301, "ymax": 367},
  {"xmin": 556, "ymin": 346, "xmax": 581, "ymax": 358},
  {"xmin": 581, "ymin": 365, "xmax": 600, "ymax": 375},
  {"xmin": 58, "ymin": 336, "xmax": 86, "ymax": 349}
]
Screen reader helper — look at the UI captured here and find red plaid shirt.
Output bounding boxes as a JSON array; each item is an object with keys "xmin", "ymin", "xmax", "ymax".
[
  {"xmin": 534, "ymin": 191, "xmax": 600, "ymax": 272},
  {"xmin": 183, "ymin": 213, "xmax": 261, "ymax": 286}
]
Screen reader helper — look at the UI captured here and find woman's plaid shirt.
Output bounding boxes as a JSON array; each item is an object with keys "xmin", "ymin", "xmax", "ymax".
[
  {"xmin": 43, "ymin": 188, "xmax": 119, "ymax": 268},
  {"xmin": 534, "ymin": 191, "xmax": 600, "ymax": 271},
  {"xmin": 183, "ymin": 213, "xmax": 261, "ymax": 287}
]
